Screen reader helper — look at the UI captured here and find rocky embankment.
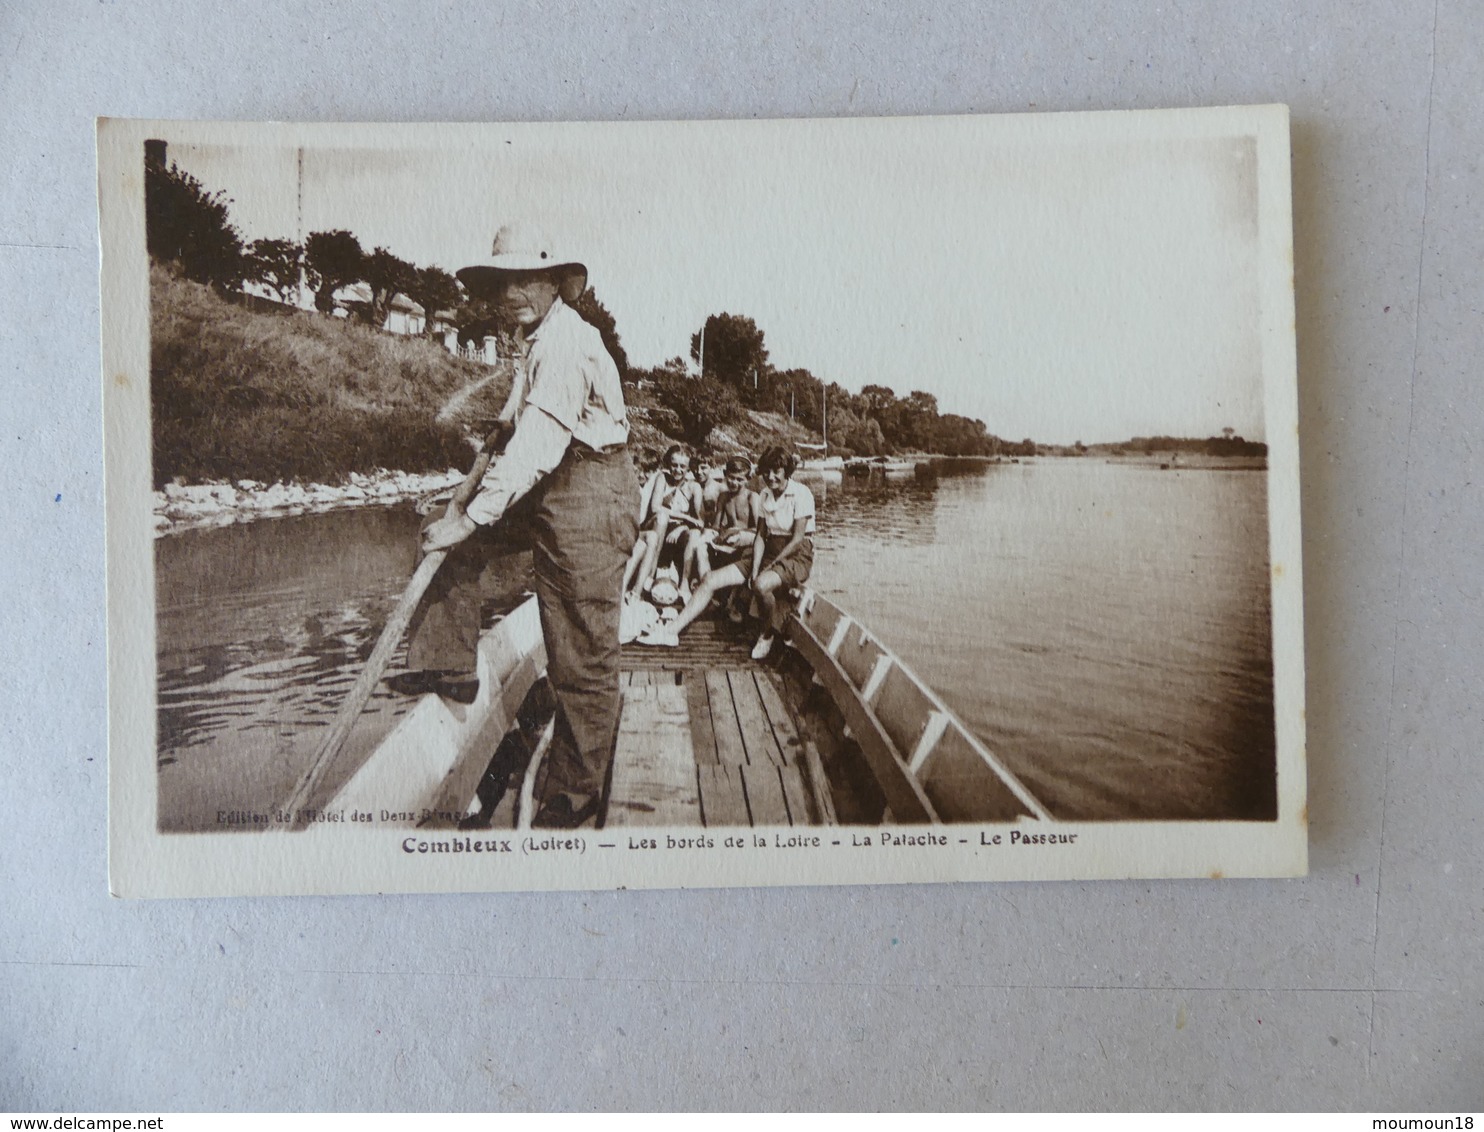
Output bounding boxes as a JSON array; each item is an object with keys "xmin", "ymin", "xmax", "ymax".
[{"xmin": 154, "ymin": 468, "xmax": 465, "ymax": 537}]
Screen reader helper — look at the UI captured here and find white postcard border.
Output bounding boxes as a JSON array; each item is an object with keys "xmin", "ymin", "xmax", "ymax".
[{"xmin": 102, "ymin": 108, "xmax": 1306, "ymax": 898}]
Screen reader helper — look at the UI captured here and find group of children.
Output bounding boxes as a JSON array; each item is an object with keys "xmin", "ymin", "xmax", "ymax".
[{"xmin": 621, "ymin": 444, "xmax": 816, "ymax": 660}]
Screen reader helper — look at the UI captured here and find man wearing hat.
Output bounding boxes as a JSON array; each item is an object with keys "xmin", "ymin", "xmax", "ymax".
[{"xmin": 415, "ymin": 222, "xmax": 638, "ymax": 829}]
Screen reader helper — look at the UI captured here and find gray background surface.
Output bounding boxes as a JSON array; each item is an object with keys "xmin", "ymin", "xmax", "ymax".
[{"xmin": 1, "ymin": 0, "xmax": 1479, "ymax": 1111}]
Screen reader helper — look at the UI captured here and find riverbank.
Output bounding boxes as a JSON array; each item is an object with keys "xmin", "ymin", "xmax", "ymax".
[
  {"xmin": 154, "ymin": 467, "xmax": 464, "ymax": 537},
  {"xmin": 150, "ymin": 266, "xmax": 495, "ymax": 489}
]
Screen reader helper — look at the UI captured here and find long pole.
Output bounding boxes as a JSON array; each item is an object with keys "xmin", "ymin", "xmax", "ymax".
[
  {"xmin": 279, "ymin": 425, "xmax": 507, "ymax": 827},
  {"xmin": 295, "ymin": 146, "xmax": 307, "ymax": 308}
]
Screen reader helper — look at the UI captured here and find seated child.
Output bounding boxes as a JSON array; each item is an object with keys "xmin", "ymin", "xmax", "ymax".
[
  {"xmin": 623, "ymin": 444, "xmax": 706, "ymax": 600},
  {"xmin": 692, "ymin": 452, "xmax": 726, "ymax": 513},
  {"xmin": 681, "ymin": 454, "xmax": 759, "ymax": 593},
  {"xmin": 746, "ymin": 445, "xmax": 815, "ymax": 659}
]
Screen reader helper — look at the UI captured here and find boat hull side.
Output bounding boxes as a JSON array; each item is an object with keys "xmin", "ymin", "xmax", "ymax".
[
  {"xmin": 333, "ymin": 597, "xmax": 547, "ymax": 824},
  {"xmin": 789, "ymin": 590, "xmax": 1049, "ymax": 823}
]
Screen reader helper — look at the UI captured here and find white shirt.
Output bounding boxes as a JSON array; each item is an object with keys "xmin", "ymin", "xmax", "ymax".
[
  {"xmin": 520, "ymin": 297, "xmax": 629, "ymax": 450},
  {"xmin": 759, "ymin": 478, "xmax": 816, "ymax": 536},
  {"xmin": 465, "ymin": 297, "xmax": 629, "ymax": 527}
]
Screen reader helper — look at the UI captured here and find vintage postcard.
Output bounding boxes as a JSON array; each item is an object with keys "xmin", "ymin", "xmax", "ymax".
[{"xmin": 101, "ymin": 107, "xmax": 1305, "ymax": 897}]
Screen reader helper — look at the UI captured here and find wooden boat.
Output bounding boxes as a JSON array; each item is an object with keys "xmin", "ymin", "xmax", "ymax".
[{"xmin": 320, "ymin": 590, "xmax": 1051, "ymax": 829}]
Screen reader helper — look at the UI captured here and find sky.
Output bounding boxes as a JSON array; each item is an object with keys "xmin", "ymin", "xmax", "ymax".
[{"xmin": 164, "ymin": 114, "xmax": 1272, "ymax": 445}]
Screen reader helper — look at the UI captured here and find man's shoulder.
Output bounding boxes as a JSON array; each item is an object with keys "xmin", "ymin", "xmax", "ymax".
[{"xmin": 547, "ymin": 302, "xmax": 606, "ymax": 354}]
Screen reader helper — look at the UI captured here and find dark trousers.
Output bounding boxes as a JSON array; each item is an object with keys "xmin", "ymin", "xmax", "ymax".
[{"xmin": 408, "ymin": 444, "xmax": 639, "ymax": 807}]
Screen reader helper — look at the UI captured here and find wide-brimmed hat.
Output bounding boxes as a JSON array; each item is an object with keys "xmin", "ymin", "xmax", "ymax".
[{"xmin": 457, "ymin": 222, "xmax": 588, "ymax": 303}]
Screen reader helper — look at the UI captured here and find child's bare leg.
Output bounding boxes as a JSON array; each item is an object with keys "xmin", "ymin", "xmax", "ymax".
[
  {"xmin": 753, "ymin": 570, "xmax": 783, "ymax": 634},
  {"xmin": 635, "ymin": 515, "xmax": 669, "ymax": 593},
  {"xmin": 622, "ymin": 536, "xmax": 649, "ymax": 595},
  {"xmin": 683, "ymin": 531, "xmax": 709, "ymax": 586},
  {"xmin": 671, "ymin": 563, "xmax": 744, "ymax": 636}
]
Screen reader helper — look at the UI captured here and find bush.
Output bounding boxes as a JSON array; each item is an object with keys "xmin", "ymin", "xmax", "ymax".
[{"xmin": 654, "ymin": 374, "xmax": 741, "ymax": 450}]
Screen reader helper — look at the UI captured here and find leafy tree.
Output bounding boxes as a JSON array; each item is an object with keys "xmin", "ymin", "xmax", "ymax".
[
  {"xmin": 930, "ymin": 413, "xmax": 999, "ymax": 456},
  {"xmin": 569, "ymin": 286, "xmax": 629, "ymax": 377},
  {"xmin": 830, "ymin": 407, "xmax": 889, "ymax": 456},
  {"xmin": 304, "ymin": 229, "xmax": 364, "ymax": 313},
  {"xmin": 655, "ymin": 374, "xmax": 741, "ymax": 449},
  {"xmin": 361, "ymin": 246, "xmax": 416, "ymax": 328},
  {"xmin": 405, "ymin": 265, "xmax": 462, "ymax": 339},
  {"xmin": 452, "ymin": 294, "xmax": 503, "ymax": 348},
  {"xmin": 689, "ymin": 313, "xmax": 769, "ymax": 391},
  {"xmin": 858, "ymin": 384, "xmax": 897, "ymax": 417},
  {"xmin": 771, "ymin": 368, "xmax": 818, "ymax": 423},
  {"xmin": 145, "ymin": 157, "xmax": 245, "ymax": 292},
  {"xmin": 244, "ymin": 237, "xmax": 303, "ymax": 303},
  {"xmin": 889, "ymin": 389, "xmax": 941, "ymax": 450}
]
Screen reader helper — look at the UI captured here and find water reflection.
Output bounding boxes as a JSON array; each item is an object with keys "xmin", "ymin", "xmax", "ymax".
[
  {"xmin": 155, "ymin": 507, "xmax": 532, "ymax": 831},
  {"xmin": 799, "ymin": 469, "xmax": 940, "ymax": 549}
]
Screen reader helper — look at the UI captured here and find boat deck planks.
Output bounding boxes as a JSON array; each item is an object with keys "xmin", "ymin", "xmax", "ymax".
[
  {"xmin": 684, "ymin": 672, "xmax": 720, "ymax": 765},
  {"xmin": 606, "ymin": 682, "xmax": 702, "ymax": 827},
  {"xmin": 612, "ymin": 621, "xmax": 818, "ymax": 827},
  {"xmin": 778, "ymin": 763, "xmax": 813, "ymax": 825},
  {"xmin": 754, "ymin": 671, "xmax": 806, "ymax": 765},
  {"xmin": 697, "ymin": 762, "xmax": 751, "ymax": 827},
  {"xmin": 703, "ymin": 669, "xmax": 749, "ymax": 768},
  {"xmin": 727, "ymin": 670, "xmax": 787, "ymax": 768},
  {"xmin": 740, "ymin": 762, "xmax": 791, "ymax": 825}
]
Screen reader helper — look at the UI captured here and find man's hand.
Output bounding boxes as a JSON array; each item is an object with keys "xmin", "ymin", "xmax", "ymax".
[
  {"xmin": 422, "ymin": 508, "xmax": 478, "ymax": 552},
  {"xmin": 489, "ymin": 419, "xmax": 516, "ymax": 453}
]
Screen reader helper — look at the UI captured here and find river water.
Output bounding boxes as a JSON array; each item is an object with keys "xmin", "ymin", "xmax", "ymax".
[{"xmin": 154, "ymin": 458, "xmax": 1274, "ymax": 829}]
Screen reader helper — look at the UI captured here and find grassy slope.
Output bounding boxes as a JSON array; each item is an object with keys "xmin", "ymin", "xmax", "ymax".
[
  {"xmin": 150, "ymin": 266, "xmax": 506, "ymax": 487},
  {"xmin": 150, "ymin": 265, "xmax": 816, "ymax": 486}
]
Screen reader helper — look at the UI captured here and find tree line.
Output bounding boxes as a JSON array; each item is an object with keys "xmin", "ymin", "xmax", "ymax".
[
  {"xmin": 145, "ymin": 151, "xmax": 1012, "ymax": 459},
  {"xmin": 143, "ymin": 152, "xmax": 629, "ymax": 369},
  {"xmin": 629, "ymin": 311, "xmax": 1009, "ymax": 456}
]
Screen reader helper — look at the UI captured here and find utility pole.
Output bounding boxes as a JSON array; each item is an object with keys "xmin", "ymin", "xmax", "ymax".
[
  {"xmin": 698, "ymin": 320, "xmax": 706, "ymax": 379},
  {"xmin": 295, "ymin": 146, "xmax": 307, "ymax": 308}
]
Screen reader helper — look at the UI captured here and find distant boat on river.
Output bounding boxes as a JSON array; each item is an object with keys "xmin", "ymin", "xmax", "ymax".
[{"xmin": 845, "ymin": 456, "xmax": 921, "ymax": 478}]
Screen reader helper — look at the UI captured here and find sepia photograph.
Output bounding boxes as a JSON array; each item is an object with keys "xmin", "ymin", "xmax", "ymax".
[{"xmin": 101, "ymin": 108, "xmax": 1305, "ymax": 896}]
